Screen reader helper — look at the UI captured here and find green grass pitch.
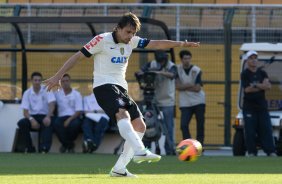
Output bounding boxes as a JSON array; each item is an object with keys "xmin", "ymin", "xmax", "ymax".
[{"xmin": 0, "ymin": 153, "xmax": 281, "ymax": 184}]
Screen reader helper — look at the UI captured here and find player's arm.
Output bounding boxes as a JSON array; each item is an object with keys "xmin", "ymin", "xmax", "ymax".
[
  {"xmin": 44, "ymin": 51, "xmax": 86, "ymax": 91},
  {"xmin": 146, "ymin": 40, "xmax": 200, "ymax": 50}
]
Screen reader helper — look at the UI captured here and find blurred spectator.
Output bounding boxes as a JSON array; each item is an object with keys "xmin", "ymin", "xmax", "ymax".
[
  {"xmin": 241, "ymin": 50, "xmax": 276, "ymax": 156},
  {"xmin": 82, "ymin": 93, "xmax": 109, "ymax": 153},
  {"xmin": 176, "ymin": 50, "xmax": 206, "ymax": 146},
  {"xmin": 53, "ymin": 74, "xmax": 83, "ymax": 153},
  {"xmin": 140, "ymin": 50, "xmax": 177, "ymax": 155},
  {"xmin": 17, "ymin": 72, "xmax": 55, "ymax": 153}
]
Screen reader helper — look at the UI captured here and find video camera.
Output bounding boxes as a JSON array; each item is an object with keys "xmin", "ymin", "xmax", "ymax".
[{"xmin": 135, "ymin": 71, "xmax": 157, "ymax": 102}]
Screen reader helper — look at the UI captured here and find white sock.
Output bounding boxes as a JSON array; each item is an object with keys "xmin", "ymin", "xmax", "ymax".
[
  {"xmin": 113, "ymin": 131, "xmax": 144, "ymax": 171},
  {"xmin": 117, "ymin": 118, "xmax": 145, "ymax": 153},
  {"xmin": 122, "ymin": 132, "xmax": 145, "ymax": 166}
]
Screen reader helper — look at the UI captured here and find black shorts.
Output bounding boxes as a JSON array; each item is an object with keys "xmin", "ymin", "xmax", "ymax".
[{"xmin": 93, "ymin": 84, "xmax": 142, "ymax": 124}]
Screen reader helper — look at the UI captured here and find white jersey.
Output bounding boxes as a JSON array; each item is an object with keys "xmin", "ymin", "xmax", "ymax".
[
  {"xmin": 54, "ymin": 89, "xmax": 83, "ymax": 117},
  {"xmin": 21, "ymin": 85, "xmax": 56, "ymax": 115},
  {"xmin": 81, "ymin": 32, "xmax": 148, "ymax": 90}
]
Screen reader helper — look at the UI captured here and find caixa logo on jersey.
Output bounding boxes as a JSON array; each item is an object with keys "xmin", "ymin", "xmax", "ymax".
[
  {"xmin": 85, "ymin": 35, "xmax": 103, "ymax": 50},
  {"xmin": 111, "ymin": 56, "xmax": 128, "ymax": 63}
]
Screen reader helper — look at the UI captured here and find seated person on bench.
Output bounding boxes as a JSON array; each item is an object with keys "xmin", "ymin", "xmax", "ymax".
[
  {"xmin": 17, "ymin": 72, "xmax": 56, "ymax": 153},
  {"xmin": 82, "ymin": 92, "xmax": 109, "ymax": 153}
]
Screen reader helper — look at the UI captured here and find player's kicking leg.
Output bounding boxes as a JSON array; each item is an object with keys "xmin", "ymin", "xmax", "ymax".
[
  {"xmin": 110, "ymin": 116, "xmax": 161, "ymax": 177},
  {"xmin": 117, "ymin": 117, "xmax": 161, "ymax": 162}
]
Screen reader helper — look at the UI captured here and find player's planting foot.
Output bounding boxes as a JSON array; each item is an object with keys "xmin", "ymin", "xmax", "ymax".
[
  {"xmin": 109, "ymin": 168, "xmax": 137, "ymax": 178},
  {"xmin": 133, "ymin": 149, "xmax": 161, "ymax": 163}
]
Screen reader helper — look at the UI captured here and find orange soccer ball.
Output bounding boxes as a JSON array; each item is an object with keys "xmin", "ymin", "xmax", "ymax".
[{"xmin": 176, "ymin": 139, "xmax": 203, "ymax": 162}]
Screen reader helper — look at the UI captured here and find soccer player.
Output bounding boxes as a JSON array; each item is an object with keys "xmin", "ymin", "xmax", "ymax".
[{"xmin": 44, "ymin": 12, "xmax": 200, "ymax": 177}]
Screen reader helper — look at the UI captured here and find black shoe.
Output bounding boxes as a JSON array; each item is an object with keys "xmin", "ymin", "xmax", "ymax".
[
  {"xmin": 39, "ymin": 147, "xmax": 49, "ymax": 154},
  {"xmin": 88, "ymin": 141, "xmax": 97, "ymax": 153},
  {"xmin": 82, "ymin": 139, "xmax": 97, "ymax": 153}
]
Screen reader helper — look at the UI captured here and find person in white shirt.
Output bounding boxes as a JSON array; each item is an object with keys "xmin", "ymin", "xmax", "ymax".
[
  {"xmin": 53, "ymin": 74, "xmax": 83, "ymax": 153},
  {"xmin": 17, "ymin": 72, "xmax": 56, "ymax": 153},
  {"xmin": 44, "ymin": 12, "xmax": 199, "ymax": 177},
  {"xmin": 176, "ymin": 50, "xmax": 206, "ymax": 146},
  {"xmin": 82, "ymin": 93, "xmax": 109, "ymax": 153}
]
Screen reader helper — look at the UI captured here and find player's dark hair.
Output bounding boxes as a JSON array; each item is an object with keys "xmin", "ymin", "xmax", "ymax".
[
  {"xmin": 115, "ymin": 12, "xmax": 141, "ymax": 32},
  {"xmin": 31, "ymin": 72, "xmax": 42, "ymax": 79},
  {"xmin": 63, "ymin": 73, "xmax": 71, "ymax": 79},
  {"xmin": 179, "ymin": 50, "xmax": 192, "ymax": 59}
]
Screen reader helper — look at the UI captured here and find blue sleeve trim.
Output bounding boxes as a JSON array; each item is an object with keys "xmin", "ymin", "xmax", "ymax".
[{"xmin": 137, "ymin": 39, "xmax": 150, "ymax": 48}]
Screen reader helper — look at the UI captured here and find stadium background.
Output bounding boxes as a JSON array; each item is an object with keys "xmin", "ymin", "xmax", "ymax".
[{"xmin": 0, "ymin": 0, "xmax": 281, "ymax": 148}]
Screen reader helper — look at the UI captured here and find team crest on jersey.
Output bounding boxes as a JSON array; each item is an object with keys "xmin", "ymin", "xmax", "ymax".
[{"xmin": 120, "ymin": 47, "xmax": 124, "ymax": 55}]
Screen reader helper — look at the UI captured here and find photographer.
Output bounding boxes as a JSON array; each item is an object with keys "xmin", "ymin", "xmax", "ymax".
[{"xmin": 139, "ymin": 50, "xmax": 177, "ymax": 155}]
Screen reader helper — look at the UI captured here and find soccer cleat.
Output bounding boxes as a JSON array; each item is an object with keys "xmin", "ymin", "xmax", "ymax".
[
  {"xmin": 133, "ymin": 149, "xmax": 161, "ymax": 164},
  {"xmin": 109, "ymin": 168, "xmax": 137, "ymax": 178}
]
